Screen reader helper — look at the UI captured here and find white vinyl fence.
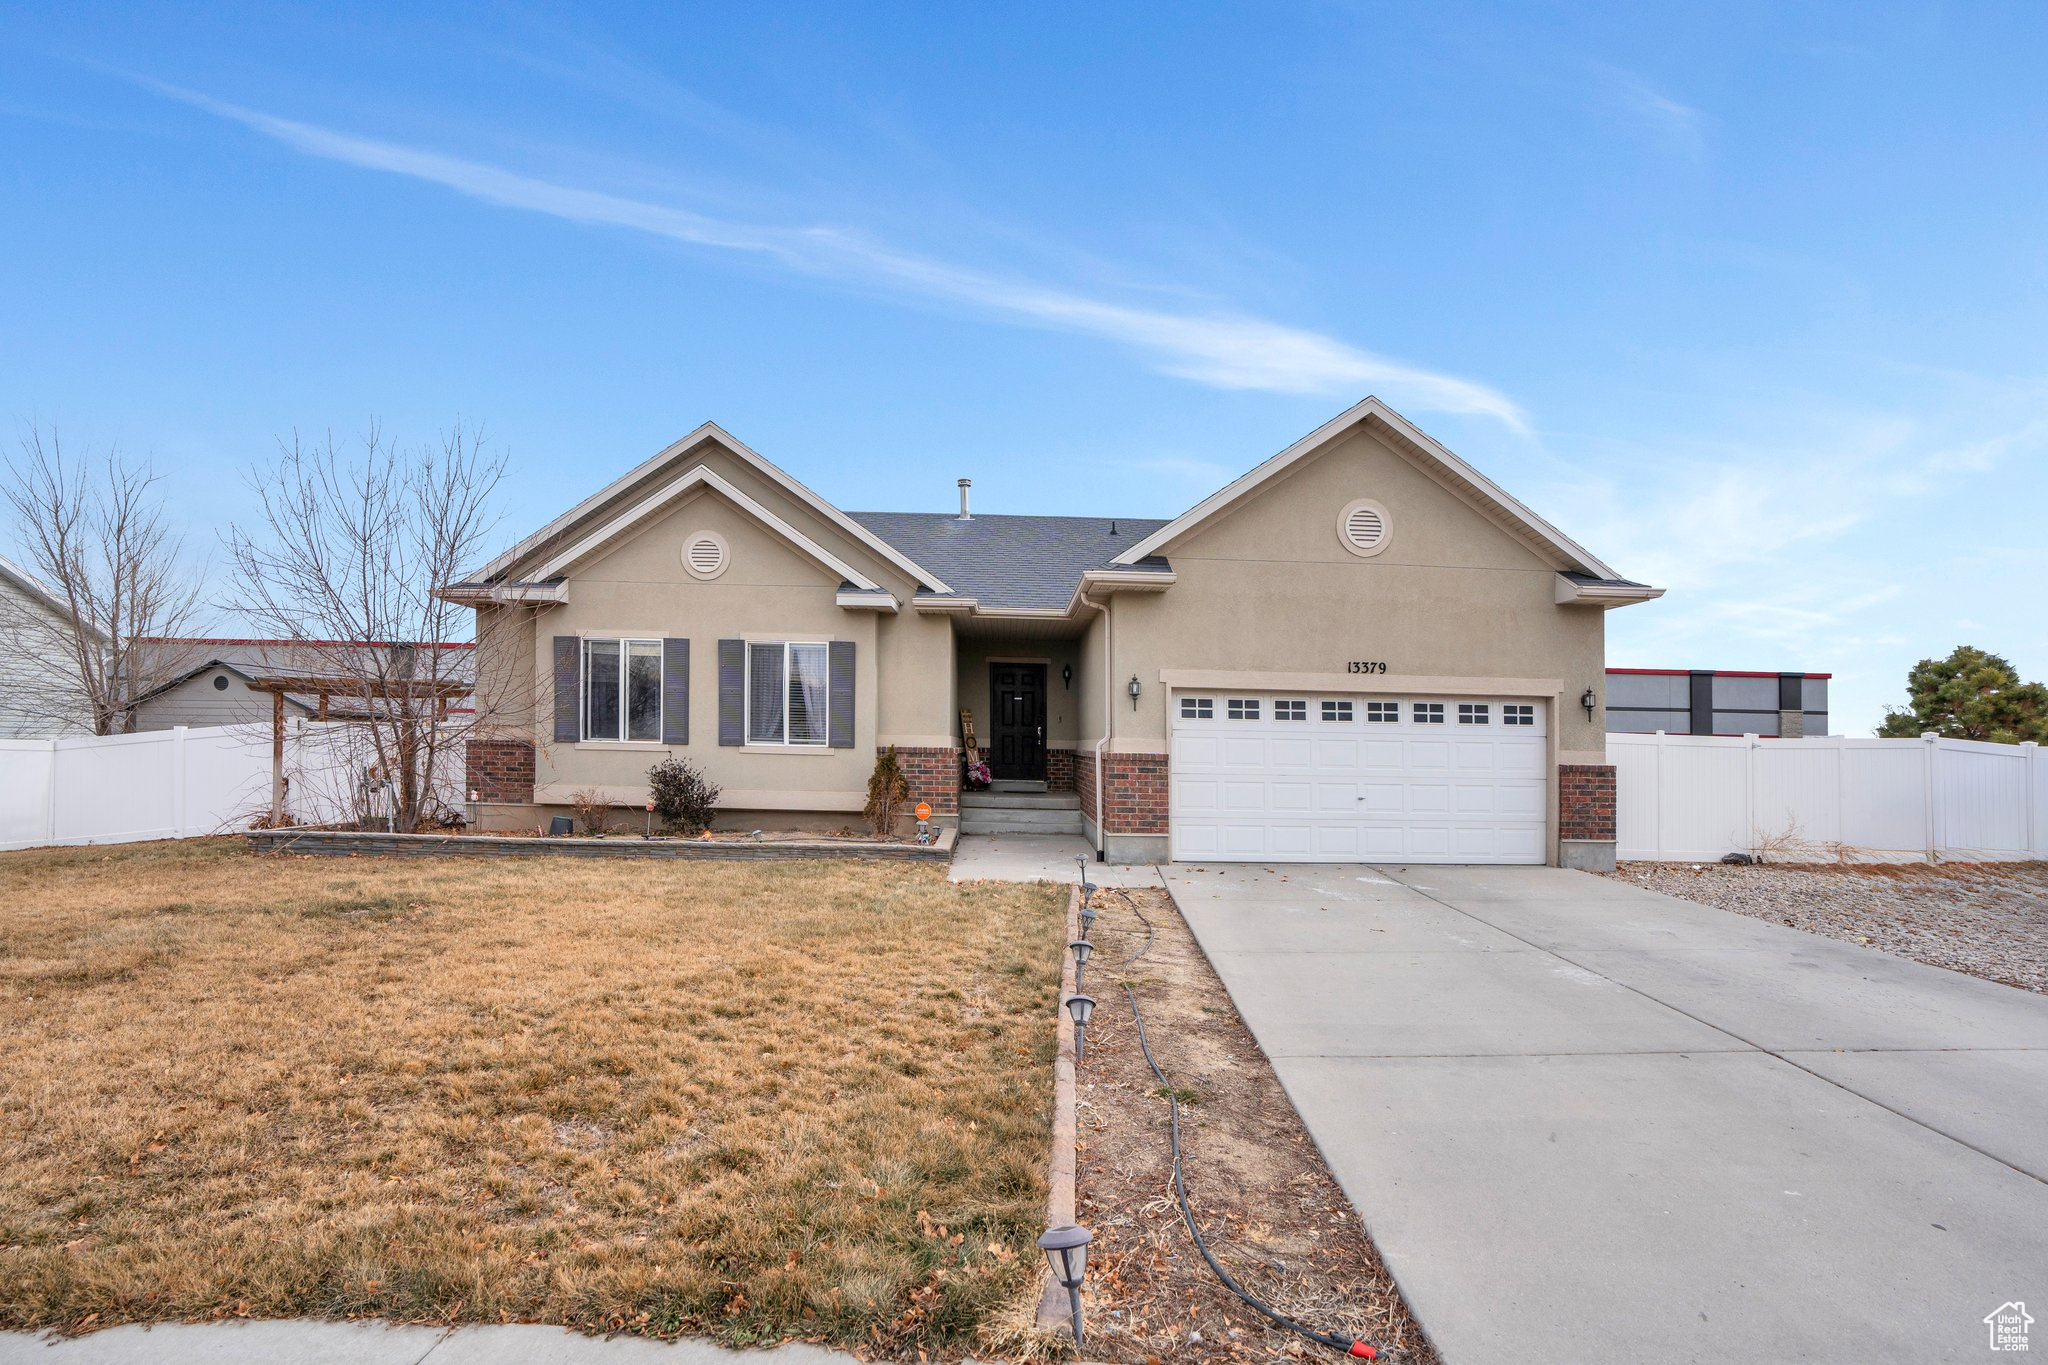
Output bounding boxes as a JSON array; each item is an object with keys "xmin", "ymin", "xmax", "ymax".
[
  {"xmin": 0, "ymin": 722, "xmax": 452, "ymax": 852},
  {"xmin": 1609, "ymin": 731, "xmax": 2048, "ymax": 863}
]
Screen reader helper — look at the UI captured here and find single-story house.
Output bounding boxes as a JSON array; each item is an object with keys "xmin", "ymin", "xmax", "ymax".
[
  {"xmin": 127, "ymin": 639, "xmax": 477, "ymax": 733},
  {"xmin": 446, "ymin": 396, "xmax": 1662, "ymax": 867}
]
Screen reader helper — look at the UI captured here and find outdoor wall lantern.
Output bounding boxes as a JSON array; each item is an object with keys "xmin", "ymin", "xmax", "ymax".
[
  {"xmin": 1580, "ymin": 687, "xmax": 1597, "ymax": 721},
  {"xmin": 1069, "ymin": 938, "xmax": 1093, "ymax": 991},
  {"xmin": 1127, "ymin": 674, "xmax": 1141, "ymax": 710},
  {"xmin": 1062, "ymin": 663, "xmax": 1073, "ymax": 690},
  {"xmin": 1065, "ymin": 992, "xmax": 1097, "ymax": 1061},
  {"xmin": 1036, "ymin": 1223, "xmax": 1094, "ymax": 1346}
]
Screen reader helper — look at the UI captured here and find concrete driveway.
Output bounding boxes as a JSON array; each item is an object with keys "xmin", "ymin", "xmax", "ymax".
[{"xmin": 1164, "ymin": 863, "xmax": 2048, "ymax": 1364}]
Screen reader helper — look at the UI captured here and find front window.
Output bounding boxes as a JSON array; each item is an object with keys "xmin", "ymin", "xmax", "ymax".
[
  {"xmin": 583, "ymin": 638, "xmax": 662, "ymax": 741},
  {"xmin": 747, "ymin": 641, "xmax": 830, "ymax": 745}
]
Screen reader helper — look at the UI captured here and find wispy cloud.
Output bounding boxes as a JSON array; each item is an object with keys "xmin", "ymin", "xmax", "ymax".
[
  {"xmin": 1137, "ymin": 456, "xmax": 1237, "ymax": 489},
  {"xmin": 1591, "ymin": 64, "xmax": 1707, "ymax": 160},
  {"xmin": 145, "ymin": 82, "xmax": 1528, "ymax": 428}
]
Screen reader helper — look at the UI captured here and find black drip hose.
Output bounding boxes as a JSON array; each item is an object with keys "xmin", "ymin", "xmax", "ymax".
[{"xmin": 1118, "ymin": 973, "xmax": 1377, "ymax": 1359}]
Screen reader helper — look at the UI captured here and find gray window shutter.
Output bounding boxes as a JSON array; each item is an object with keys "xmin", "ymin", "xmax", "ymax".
[
  {"xmin": 718, "ymin": 639, "xmax": 744, "ymax": 746},
  {"xmin": 552, "ymin": 636, "xmax": 579, "ymax": 743},
  {"xmin": 662, "ymin": 638, "xmax": 690, "ymax": 745},
  {"xmin": 828, "ymin": 640, "xmax": 855, "ymax": 749}
]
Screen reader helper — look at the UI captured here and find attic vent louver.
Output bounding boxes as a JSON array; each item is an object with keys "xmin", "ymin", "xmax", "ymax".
[
  {"xmin": 683, "ymin": 531, "xmax": 730, "ymax": 580},
  {"xmin": 1338, "ymin": 498, "xmax": 1391, "ymax": 557}
]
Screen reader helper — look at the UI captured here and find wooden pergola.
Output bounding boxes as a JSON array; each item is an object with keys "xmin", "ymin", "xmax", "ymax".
[{"xmin": 246, "ymin": 675, "xmax": 472, "ymax": 824}]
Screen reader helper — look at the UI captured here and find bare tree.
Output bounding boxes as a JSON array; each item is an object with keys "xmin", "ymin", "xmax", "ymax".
[
  {"xmin": 0, "ymin": 427, "xmax": 208, "ymax": 734},
  {"xmin": 225, "ymin": 421, "xmax": 507, "ymax": 833}
]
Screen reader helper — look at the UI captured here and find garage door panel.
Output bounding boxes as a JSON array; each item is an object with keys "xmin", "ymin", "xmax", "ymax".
[{"xmin": 1171, "ymin": 690, "xmax": 1550, "ymax": 865}]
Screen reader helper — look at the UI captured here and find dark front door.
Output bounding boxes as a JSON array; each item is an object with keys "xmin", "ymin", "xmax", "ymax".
[{"xmin": 989, "ymin": 663, "xmax": 1046, "ymax": 780}]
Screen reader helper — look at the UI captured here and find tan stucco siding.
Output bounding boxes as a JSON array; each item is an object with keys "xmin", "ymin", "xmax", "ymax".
[
  {"xmin": 470, "ymin": 603, "xmax": 537, "ymax": 741},
  {"xmin": 525, "ymin": 438, "xmax": 921, "ymax": 602},
  {"xmin": 1112, "ymin": 425, "xmax": 1607, "ymax": 754},
  {"xmin": 528, "ymin": 488, "xmax": 880, "ymax": 804},
  {"xmin": 875, "ymin": 612, "xmax": 956, "ymax": 746}
]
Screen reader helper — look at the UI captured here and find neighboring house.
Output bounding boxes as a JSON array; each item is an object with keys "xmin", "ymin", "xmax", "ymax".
[
  {"xmin": 0, "ymin": 552, "xmax": 94, "ymax": 736},
  {"xmin": 445, "ymin": 396, "xmax": 1663, "ymax": 867},
  {"xmin": 1606, "ymin": 668, "xmax": 1830, "ymax": 737},
  {"xmin": 128, "ymin": 639, "xmax": 476, "ymax": 732}
]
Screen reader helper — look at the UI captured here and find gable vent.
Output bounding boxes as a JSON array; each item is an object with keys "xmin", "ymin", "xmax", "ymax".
[
  {"xmin": 683, "ymin": 531, "xmax": 729, "ymax": 580},
  {"xmin": 1338, "ymin": 498, "xmax": 1391, "ymax": 557}
]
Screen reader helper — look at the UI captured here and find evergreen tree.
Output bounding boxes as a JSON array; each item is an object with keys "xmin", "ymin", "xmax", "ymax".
[{"xmin": 1876, "ymin": 646, "xmax": 2048, "ymax": 743}]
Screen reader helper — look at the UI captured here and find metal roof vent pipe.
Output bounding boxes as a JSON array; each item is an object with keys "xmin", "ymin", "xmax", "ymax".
[{"xmin": 957, "ymin": 478, "xmax": 972, "ymax": 519}]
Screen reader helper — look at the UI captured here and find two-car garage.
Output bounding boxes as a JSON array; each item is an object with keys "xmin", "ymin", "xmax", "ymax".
[{"xmin": 1168, "ymin": 689, "xmax": 1550, "ymax": 863}]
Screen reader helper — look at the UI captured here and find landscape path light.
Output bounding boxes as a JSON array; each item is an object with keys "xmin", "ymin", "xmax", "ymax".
[
  {"xmin": 1036, "ymin": 1222, "xmax": 1094, "ymax": 1347},
  {"xmin": 1068, "ymin": 938, "xmax": 1093, "ymax": 992},
  {"xmin": 1065, "ymin": 992, "xmax": 1097, "ymax": 1062}
]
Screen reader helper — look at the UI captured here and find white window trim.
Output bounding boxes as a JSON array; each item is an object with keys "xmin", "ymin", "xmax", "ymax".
[
  {"xmin": 580, "ymin": 636, "xmax": 664, "ymax": 744},
  {"xmin": 744, "ymin": 640, "xmax": 832, "ymax": 749}
]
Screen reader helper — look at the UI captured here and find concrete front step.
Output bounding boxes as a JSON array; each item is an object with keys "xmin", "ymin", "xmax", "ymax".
[
  {"xmin": 958, "ymin": 806, "xmax": 1086, "ymax": 835},
  {"xmin": 961, "ymin": 790, "xmax": 1081, "ymax": 811}
]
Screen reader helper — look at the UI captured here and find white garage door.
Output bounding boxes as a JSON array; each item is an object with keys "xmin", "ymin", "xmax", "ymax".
[{"xmin": 1170, "ymin": 691, "xmax": 1549, "ymax": 863}]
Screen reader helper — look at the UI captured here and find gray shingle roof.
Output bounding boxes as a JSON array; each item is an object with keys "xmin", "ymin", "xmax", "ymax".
[{"xmin": 846, "ymin": 513, "xmax": 1171, "ymax": 611}]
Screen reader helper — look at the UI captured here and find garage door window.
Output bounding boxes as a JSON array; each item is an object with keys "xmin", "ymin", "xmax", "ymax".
[
  {"xmin": 1414, "ymin": 702, "xmax": 1445, "ymax": 723},
  {"xmin": 1275, "ymin": 699, "xmax": 1307, "ymax": 721},
  {"xmin": 1366, "ymin": 700, "xmax": 1399, "ymax": 723},
  {"xmin": 1504, "ymin": 704, "xmax": 1535, "ymax": 726},
  {"xmin": 1459, "ymin": 703, "xmax": 1490, "ymax": 724},
  {"xmin": 1228, "ymin": 699, "xmax": 1261, "ymax": 720},
  {"xmin": 1180, "ymin": 697, "xmax": 1214, "ymax": 719},
  {"xmin": 1321, "ymin": 700, "xmax": 1353, "ymax": 722}
]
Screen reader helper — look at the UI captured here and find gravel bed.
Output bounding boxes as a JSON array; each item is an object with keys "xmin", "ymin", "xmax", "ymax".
[{"xmin": 1611, "ymin": 861, "xmax": 2048, "ymax": 994}]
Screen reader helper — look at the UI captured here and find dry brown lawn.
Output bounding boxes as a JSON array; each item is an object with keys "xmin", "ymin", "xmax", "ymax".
[{"xmin": 0, "ymin": 840, "xmax": 1066, "ymax": 1353}]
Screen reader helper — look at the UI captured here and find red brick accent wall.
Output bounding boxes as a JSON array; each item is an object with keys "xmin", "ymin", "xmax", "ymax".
[
  {"xmin": 1076, "ymin": 746, "xmax": 1099, "ymax": 827},
  {"xmin": 1046, "ymin": 747, "xmax": 1078, "ymax": 793},
  {"xmin": 466, "ymin": 739, "xmax": 535, "ymax": 804},
  {"xmin": 892, "ymin": 746, "xmax": 962, "ymax": 816},
  {"xmin": 1103, "ymin": 752, "xmax": 1170, "ymax": 834},
  {"xmin": 1559, "ymin": 763, "xmax": 1616, "ymax": 842}
]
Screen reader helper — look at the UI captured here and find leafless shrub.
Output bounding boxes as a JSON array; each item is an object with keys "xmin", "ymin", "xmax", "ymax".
[{"xmin": 569, "ymin": 787, "xmax": 612, "ymax": 836}]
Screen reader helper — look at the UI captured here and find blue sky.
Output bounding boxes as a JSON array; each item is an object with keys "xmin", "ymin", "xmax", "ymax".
[{"xmin": 4, "ymin": 2, "xmax": 2044, "ymax": 734}]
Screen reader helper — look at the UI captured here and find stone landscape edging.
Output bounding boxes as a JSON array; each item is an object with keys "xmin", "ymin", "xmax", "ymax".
[
  {"xmin": 243, "ymin": 826, "xmax": 955, "ymax": 863},
  {"xmin": 1036, "ymin": 881, "xmax": 1083, "ymax": 1332}
]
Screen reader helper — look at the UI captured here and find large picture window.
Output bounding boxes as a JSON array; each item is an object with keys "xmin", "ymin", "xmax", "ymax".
[
  {"xmin": 583, "ymin": 637, "xmax": 662, "ymax": 741},
  {"xmin": 747, "ymin": 641, "xmax": 830, "ymax": 745}
]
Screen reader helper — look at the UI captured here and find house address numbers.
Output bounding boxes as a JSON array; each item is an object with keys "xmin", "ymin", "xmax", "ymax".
[{"xmin": 1346, "ymin": 660, "xmax": 1389, "ymax": 674}]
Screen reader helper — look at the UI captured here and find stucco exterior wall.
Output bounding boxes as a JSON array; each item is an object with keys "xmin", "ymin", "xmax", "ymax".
[
  {"xmin": 1106, "ymin": 425, "xmax": 1608, "ymax": 758},
  {"xmin": 527, "ymin": 487, "xmax": 884, "ymax": 808}
]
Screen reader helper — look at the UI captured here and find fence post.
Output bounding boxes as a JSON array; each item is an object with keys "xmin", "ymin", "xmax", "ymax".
[
  {"xmin": 44, "ymin": 737, "xmax": 59, "ymax": 845},
  {"xmin": 1652, "ymin": 731, "xmax": 1666, "ymax": 861},
  {"xmin": 2024, "ymin": 740, "xmax": 2040, "ymax": 858},
  {"xmin": 1922, "ymin": 733, "xmax": 1939, "ymax": 863},
  {"xmin": 172, "ymin": 726, "xmax": 188, "ymax": 837},
  {"xmin": 1744, "ymin": 733, "xmax": 1760, "ymax": 855}
]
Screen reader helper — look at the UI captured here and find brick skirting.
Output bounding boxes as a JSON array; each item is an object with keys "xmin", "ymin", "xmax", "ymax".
[
  {"xmin": 1558, "ymin": 763, "xmax": 1617, "ymax": 842},
  {"xmin": 893, "ymin": 745, "xmax": 962, "ymax": 816},
  {"xmin": 466, "ymin": 739, "xmax": 535, "ymax": 804},
  {"xmin": 1074, "ymin": 750, "xmax": 1170, "ymax": 835},
  {"xmin": 1046, "ymin": 747, "xmax": 1078, "ymax": 793}
]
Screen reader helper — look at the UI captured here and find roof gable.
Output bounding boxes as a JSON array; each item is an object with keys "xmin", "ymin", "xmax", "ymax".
[
  {"xmin": 1112, "ymin": 397, "xmax": 1619, "ymax": 579},
  {"xmin": 469, "ymin": 424, "xmax": 950, "ymax": 593}
]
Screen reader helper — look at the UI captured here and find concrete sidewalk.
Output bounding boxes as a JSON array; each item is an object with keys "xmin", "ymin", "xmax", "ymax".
[
  {"xmin": 948, "ymin": 832, "xmax": 1163, "ymax": 886},
  {"xmin": 0, "ymin": 1322, "xmax": 857, "ymax": 1365},
  {"xmin": 1165, "ymin": 863, "xmax": 2048, "ymax": 1364}
]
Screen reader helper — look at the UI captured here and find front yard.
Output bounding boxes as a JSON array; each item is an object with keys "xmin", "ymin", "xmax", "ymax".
[{"xmin": 0, "ymin": 841, "xmax": 1065, "ymax": 1352}]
